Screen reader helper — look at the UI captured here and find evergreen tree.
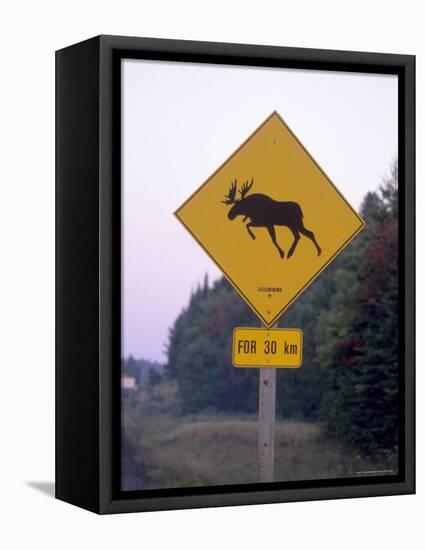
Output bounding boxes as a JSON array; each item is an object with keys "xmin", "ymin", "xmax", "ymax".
[
  {"xmin": 317, "ymin": 162, "xmax": 398, "ymax": 454},
  {"xmin": 166, "ymin": 278, "xmax": 259, "ymax": 413}
]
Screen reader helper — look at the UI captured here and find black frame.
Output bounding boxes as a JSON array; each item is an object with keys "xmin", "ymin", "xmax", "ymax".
[{"xmin": 56, "ymin": 35, "xmax": 415, "ymax": 514}]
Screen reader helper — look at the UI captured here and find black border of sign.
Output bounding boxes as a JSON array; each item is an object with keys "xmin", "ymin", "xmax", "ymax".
[{"xmin": 55, "ymin": 35, "xmax": 415, "ymax": 514}]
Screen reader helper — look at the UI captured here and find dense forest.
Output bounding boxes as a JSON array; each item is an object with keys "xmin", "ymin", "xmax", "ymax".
[{"xmin": 164, "ymin": 162, "xmax": 399, "ymax": 458}]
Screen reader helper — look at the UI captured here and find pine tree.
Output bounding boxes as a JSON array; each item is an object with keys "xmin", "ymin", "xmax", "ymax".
[{"xmin": 317, "ymin": 162, "xmax": 399, "ymax": 454}]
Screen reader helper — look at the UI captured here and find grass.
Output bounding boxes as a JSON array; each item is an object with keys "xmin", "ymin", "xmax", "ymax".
[{"xmin": 122, "ymin": 380, "xmax": 397, "ymax": 490}]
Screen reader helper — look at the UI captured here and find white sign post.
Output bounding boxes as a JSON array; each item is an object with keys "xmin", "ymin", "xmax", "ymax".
[{"xmin": 258, "ymin": 323, "xmax": 277, "ymax": 482}]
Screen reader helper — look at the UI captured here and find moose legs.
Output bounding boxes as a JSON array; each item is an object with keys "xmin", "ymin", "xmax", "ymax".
[
  {"xmin": 287, "ymin": 228, "xmax": 300, "ymax": 259},
  {"xmin": 248, "ymin": 223, "xmax": 285, "ymax": 259},
  {"xmin": 266, "ymin": 226, "xmax": 285, "ymax": 259},
  {"xmin": 245, "ymin": 222, "xmax": 320, "ymax": 259},
  {"xmin": 299, "ymin": 226, "xmax": 322, "ymax": 256},
  {"xmin": 245, "ymin": 222, "xmax": 256, "ymax": 240},
  {"xmin": 287, "ymin": 225, "xmax": 321, "ymax": 258},
  {"xmin": 246, "ymin": 223, "xmax": 284, "ymax": 259}
]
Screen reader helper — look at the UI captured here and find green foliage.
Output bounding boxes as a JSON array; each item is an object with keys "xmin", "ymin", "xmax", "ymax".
[
  {"xmin": 316, "ymin": 163, "xmax": 398, "ymax": 454},
  {"xmin": 166, "ymin": 279, "xmax": 259, "ymax": 413},
  {"xmin": 148, "ymin": 368, "xmax": 162, "ymax": 387}
]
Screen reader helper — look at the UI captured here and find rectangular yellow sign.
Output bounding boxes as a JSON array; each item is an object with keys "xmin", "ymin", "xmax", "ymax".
[{"xmin": 232, "ymin": 327, "xmax": 303, "ymax": 368}]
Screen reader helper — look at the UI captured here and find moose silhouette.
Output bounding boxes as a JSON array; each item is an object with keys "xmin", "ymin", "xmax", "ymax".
[{"xmin": 222, "ymin": 178, "xmax": 321, "ymax": 259}]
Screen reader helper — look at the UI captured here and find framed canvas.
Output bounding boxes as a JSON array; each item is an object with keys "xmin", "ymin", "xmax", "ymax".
[{"xmin": 56, "ymin": 35, "xmax": 415, "ymax": 514}]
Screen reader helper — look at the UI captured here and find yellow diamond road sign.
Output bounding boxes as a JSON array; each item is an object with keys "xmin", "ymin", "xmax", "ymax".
[{"xmin": 175, "ymin": 111, "xmax": 365, "ymax": 327}]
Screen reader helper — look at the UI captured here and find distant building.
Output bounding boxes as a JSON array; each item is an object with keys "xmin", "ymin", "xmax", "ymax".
[
  {"xmin": 122, "ymin": 356, "xmax": 164, "ymax": 388},
  {"xmin": 121, "ymin": 373, "xmax": 137, "ymax": 390}
]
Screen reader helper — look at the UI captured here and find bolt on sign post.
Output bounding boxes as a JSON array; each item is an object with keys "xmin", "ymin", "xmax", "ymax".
[{"xmin": 175, "ymin": 111, "xmax": 365, "ymax": 482}]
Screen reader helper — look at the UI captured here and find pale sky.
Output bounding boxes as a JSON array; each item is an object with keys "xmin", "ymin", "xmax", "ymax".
[{"xmin": 122, "ymin": 58, "xmax": 398, "ymax": 362}]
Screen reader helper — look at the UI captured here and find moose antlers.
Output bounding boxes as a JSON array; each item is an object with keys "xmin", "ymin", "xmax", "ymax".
[
  {"xmin": 239, "ymin": 178, "xmax": 254, "ymax": 200},
  {"xmin": 222, "ymin": 179, "xmax": 238, "ymax": 204},
  {"xmin": 222, "ymin": 178, "xmax": 254, "ymax": 204}
]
